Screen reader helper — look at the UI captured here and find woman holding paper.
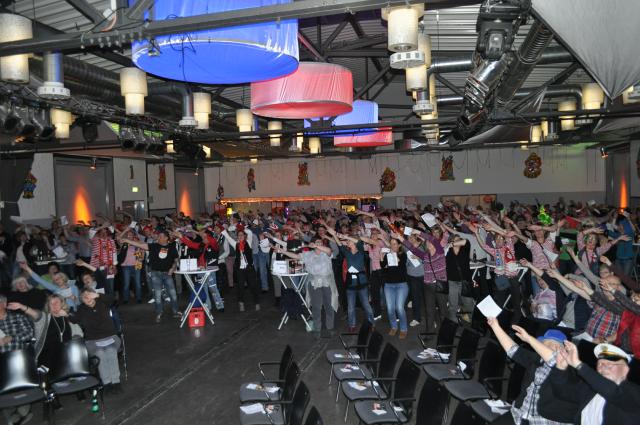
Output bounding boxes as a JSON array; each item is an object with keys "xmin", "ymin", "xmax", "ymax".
[
  {"xmin": 445, "ymin": 235, "xmax": 474, "ymax": 322},
  {"xmin": 380, "ymin": 238, "xmax": 409, "ymax": 338},
  {"xmin": 19, "ymin": 262, "xmax": 80, "ymax": 311},
  {"xmin": 323, "ymin": 224, "xmax": 374, "ymax": 332}
]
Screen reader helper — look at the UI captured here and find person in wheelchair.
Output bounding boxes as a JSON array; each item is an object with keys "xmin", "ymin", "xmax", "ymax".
[{"xmin": 69, "ymin": 289, "xmax": 122, "ymax": 394}]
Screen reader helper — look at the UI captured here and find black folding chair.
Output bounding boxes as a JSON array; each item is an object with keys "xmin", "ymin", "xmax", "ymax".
[
  {"xmin": 353, "ymin": 359, "xmax": 420, "ymax": 424},
  {"xmin": 256, "ymin": 345, "xmax": 294, "ymax": 383},
  {"xmin": 443, "ymin": 340, "xmax": 508, "ymax": 403},
  {"xmin": 109, "ymin": 306, "xmax": 127, "ymax": 380},
  {"xmin": 422, "ymin": 327, "xmax": 481, "ymax": 382},
  {"xmin": 0, "ymin": 348, "xmax": 47, "ymax": 424},
  {"xmin": 331, "ymin": 331, "xmax": 384, "ymax": 399},
  {"xmin": 469, "ymin": 364, "xmax": 526, "ymax": 423},
  {"xmin": 240, "ymin": 361, "xmax": 300, "ymax": 404},
  {"xmin": 239, "ymin": 381, "xmax": 310, "ymax": 425},
  {"xmin": 47, "ymin": 338, "xmax": 104, "ymax": 422},
  {"xmin": 406, "ymin": 318, "xmax": 459, "ymax": 365},
  {"xmin": 447, "ymin": 400, "xmax": 485, "ymax": 425},
  {"xmin": 326, "ymin": 321, "xmax": 372, "ymax": 384}
]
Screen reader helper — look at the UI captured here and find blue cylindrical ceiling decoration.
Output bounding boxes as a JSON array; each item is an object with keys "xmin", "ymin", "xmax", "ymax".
[
  {"xmin": 130, "ymin": 0, "xmax": 299, "ymax": 84},
  {"xmin": 304, "ymin": 100, "xmax": 378, "ymax": 136}
]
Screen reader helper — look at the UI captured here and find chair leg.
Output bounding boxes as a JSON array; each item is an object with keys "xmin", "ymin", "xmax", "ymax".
[
  {"xmin": 100, "ymin": 388, "xmax": 106, "ymax": 420},
  {"xmin": 344, "ymin": 400, "xmax": 350, "ymax": 423},
  {"xmin": 335, "ymin": 382, "xmax": 340, "ymax": 403},
  {"xmin": 328, "ymin": 366, "xmax": 333, "ymax": 385}
]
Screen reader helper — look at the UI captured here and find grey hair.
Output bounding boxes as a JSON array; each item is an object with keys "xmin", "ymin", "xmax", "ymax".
[{"xmin": 11, "ymin": 277, "xmax": 33, "ymax": 291}]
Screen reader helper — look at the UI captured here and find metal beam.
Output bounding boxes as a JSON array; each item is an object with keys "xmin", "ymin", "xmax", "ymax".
[
  {"xmin": 125, "ymin": 0, "xmax": 154, "ymax": 20},
  {"xmin": 321, "ymin": 16, "xmax": 350, "ymax": 53},
  {"xmin": 512, "ymin": 62, "xmax": 580, "ymax": 111},
  {"xmin": 297, "ymin": 32, "xmax": 325, "ymax": 62},
  {"xmin": 355, "ymin": 64, "xmax": 391, "ymax": 99},
  {"xmin": 65, "ymin": 0, "xmax": 104, "ymax": 24},
  {"xmin": 370, "ymin": 72, "xmax": 397, "ymax": 101},
  {"xmin": 434, "ymin": 74, "xmax": 464, "ymax": 97},
  {"xmin": 0, "ymin": 0, "xmax": 435, "ymax": 55}
]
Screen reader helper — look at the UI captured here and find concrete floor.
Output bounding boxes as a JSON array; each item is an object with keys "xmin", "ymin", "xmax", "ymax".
[{"xmin": 34, "ymin": 289, "xmax": 426, "ymax": 425}]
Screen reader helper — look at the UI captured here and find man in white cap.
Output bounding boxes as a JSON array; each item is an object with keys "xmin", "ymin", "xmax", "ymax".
[{"xmin": 540, "ymin": 341, "xmax": 639, "ymax": 424}]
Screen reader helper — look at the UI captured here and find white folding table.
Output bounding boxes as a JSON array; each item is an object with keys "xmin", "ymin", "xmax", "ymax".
[
  {"xmin": 174, "ymin": 267, "xmax": 218, "ymax": 328},
  {"xmin": 273, "ymin": 272, "xmax": 312, "ymax": 331}
]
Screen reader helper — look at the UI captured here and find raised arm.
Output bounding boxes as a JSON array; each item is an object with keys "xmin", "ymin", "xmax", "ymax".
[
  {"xmin": 74, "ymin": 259, "xmax": 97, "ymax": 272},
  {"xmin": 221, "ymin": 230, "xmax": 237, "ymax": 249},
  {"xmin": 567, "ymin": 249, "xmax": 599, "ymax": 285},
  {"xmin": 121, "ymin": 238, "xmax": 149, "ymax": 251}
]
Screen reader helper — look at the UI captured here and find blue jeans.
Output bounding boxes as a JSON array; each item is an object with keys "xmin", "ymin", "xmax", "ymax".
[
  {"xmin": 203, "ymin": 272, "xmax": 224, "ymax": 310},
  {"xmin": 121, "ymin": 266, "xmax": 142, "ymax": 302},
  {"xmin": 149, "ymin": 271, "xmax": 179, "ymax": 315},
  {"xmin": 616, "ymin": 258, "xmax": 634, "ymax": 277},
  {"xmin": 255, "ymin": 251, "xmax": 270, "ymax": 291},
  {"xmin": 346, "ymin": 288, "xmax": 374, "ymax": 328},
  {"xmin": 384, "ymin": 283, "xmax": 409, "ymax": 332}
]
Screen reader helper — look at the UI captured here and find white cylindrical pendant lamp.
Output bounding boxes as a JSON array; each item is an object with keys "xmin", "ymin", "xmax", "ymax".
[
  {"xmin": 309, "ymin": 137, "xmax": 321, "ymax": 154},
  {"xmin": 558, "ymin": 100, "xmax": 576, "ymax": 131},
  {"xmin": 268, "ymin": 120, "xmax": 282, "ymax": 147},
  {"xmin": 0, "ymin": 14, "xmax": 32, "ymax": 84},
  {"xmin": 120, "ymin": 67, "xmax": 148, "ymax": 115},
  {"xmin": 406, "ymin": 65, "xmax": 427, "ymax": 91},
  {"xmin": 236, "ymin": 108, "xmax": 253, "ymax": 132},
  {"xmin": 50, "ymin": 108, "xmax": 72, "ymax": 139},
  {"xmin": 581, "ymin": 83, "xmax": 604, "ymax": 110}
]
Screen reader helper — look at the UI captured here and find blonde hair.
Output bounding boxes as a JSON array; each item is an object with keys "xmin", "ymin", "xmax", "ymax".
[
  {"xmin": 53, "ymin": 272, "xmax": 69, "ymax": 286},
  {"xmin": 45, "ymin": 294, "xmax": 70, "ymax": 314},
  {"xmin": 11, "ymin": 276, "xmax": 33, "ymax": 291}
]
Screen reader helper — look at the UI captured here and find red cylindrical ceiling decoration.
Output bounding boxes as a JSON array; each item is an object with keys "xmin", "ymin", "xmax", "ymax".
[
  {"xmin": 334, "ymin": 127, "xmax": 394, "ymax": 148},
  {"xmin": 251, "ymin": 62, "xmax": 353, "ymax": 119}
]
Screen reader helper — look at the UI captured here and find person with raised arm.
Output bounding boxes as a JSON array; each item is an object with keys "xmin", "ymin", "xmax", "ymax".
[
  {"xmin": 323, "ymin": 223, "xmax": 374, "ymax": 332},
  {"xmin": 222, "ymin": 225, "xmax": 260, "ymax": 312},
  {"xmin": 277, "ymin": 238, "xmax": 337, "ymax": 337},
  {"xmin": 19, "ymin": 261, "xmax": 79, "ymax": 311},
  {"xmin": 121, "ymin": 230, "xmax": 181, "ymax": 323}
]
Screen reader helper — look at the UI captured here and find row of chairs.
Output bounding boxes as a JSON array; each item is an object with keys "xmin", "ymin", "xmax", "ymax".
[
  {"xmin": 323, "ymin": 315, "xmax": 602, "ymax": 425},
  {"xmin": 0, "ymin": 338, "xmax": 106, "ymax": 425},
  {"xmin": 238, "ymin": 345, "xmax": 323, "ymax": 425}
]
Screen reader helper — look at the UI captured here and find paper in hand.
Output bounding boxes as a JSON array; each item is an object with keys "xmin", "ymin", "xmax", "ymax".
[
  {"xmin": 476, "ymin": 295, "xmax": 502, "ymax": 318},
  {"xmin": 60, "ymin": 216, "xmax": 69, "ymax": 226},
  {"xmin": 386, "ymin": 253, "xmax": 399, "ymax": 267},
  {"xmin": 129, "ymin": 221, "xmax": 137, "ymax": 229},
  {"xmin": 403, "ymin": 226, "xmax": 414, "ymax": 236}
]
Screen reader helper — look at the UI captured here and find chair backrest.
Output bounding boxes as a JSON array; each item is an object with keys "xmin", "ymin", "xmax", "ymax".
[
  {"xmin": 109, "ymin": 306, "xmax": 123, "ymax": 334},
  {"xmin": 469, "ymin": 308, "xmax": 488, "ymax": 335},
  {"xmin": 282, "ymin": 361, "xmax": 301, "ymax": 402},
  {"xmin": 357, "ymin": 321, "xmax": 372, "ymax": 347},
  {"xmin": 279, "ymin": 345, "xmax": 294, "ymax": 381},
  {"xmin": 393, "ymin": 359, "xmax": 420, "ymax": 418},
  {"xmin": 304, "ymin": 406, "xmax": 323, "ymax": 425},
  {"xmin": 436, "ymin": 319, "xmax": 458, "ymax": 353},
  {"xmin": 377, "ymin": 343, "xmax": 399, "ymax": 393},
  {"xmin": 576, "ymin": 339, "xmax": 597, "ymax": 369},
  {"xmin": 448, "ymin": 399, "xmax": 484, "ymax": 425},
  {"xmin": 506, "ymin": 364, "xmax": 526, "ymax": 403},
  {"xmin": 415, "ymin": 375, "xmax": 449, "ymax": 425},
  {"xmin": 454, "ymin": 328, "xmax": 481, "ymax": 375},
  {"xmin": 286, "ymin": 381, "xmax": 310, "ymax": 425},
  {"xmin": 365, "ymin": 331, "xmax": 384, "ymax": 360},
  {"xmin": 477, "ymin": 340, "xmax": 507, "ymax": 395},
  {"xmin": 0, "ymin": 347, "xmax": 40, "ymax": 394},
  {"xmin": 49, "ymin": 338, "xmax": 92, "ymax": 383}
]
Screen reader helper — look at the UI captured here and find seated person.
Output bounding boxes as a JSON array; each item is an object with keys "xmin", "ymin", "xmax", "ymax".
[
  {"xmin": 19, "ymin": 262, "xmax": 79, "ymax": 311},
  {"xmin": 70, "ymin": 289, "xmax": 122, "ymax": 393},
  {"xmin": 540, "ymin": 341, "xmax": 640, "ymax": 424},
  {"xmin": 6, "ymin": 276, "xmax": 47, "ymax": 310}
]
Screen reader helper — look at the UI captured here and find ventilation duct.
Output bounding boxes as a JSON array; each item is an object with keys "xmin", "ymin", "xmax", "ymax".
[
  {"xmin": 37, "ymin": 52, "xmax": 70, "ymax": 100},
  {"xmin": 147, "ymin": 83, "xmax": 196, "ymax": 127}
]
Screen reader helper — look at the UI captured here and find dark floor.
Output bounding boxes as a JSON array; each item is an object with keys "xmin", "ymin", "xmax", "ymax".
[{"xmin": 33, "ymin": 286, "xmax": 427, "ymax": 425}]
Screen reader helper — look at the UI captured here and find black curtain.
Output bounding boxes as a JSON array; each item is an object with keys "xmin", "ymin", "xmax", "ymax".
[{"xmin": 0, "ymin": 155, "xmax": 34, "ymax": 232}]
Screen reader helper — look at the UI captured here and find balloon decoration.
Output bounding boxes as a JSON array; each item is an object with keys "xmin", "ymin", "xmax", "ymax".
[
  {"xmin": 247, "ymin": 168, "xmax": 256, "ymax": 192},
  {"xmin": 440, "ymin": 155, "xmax": 454, "ymax": 181},
  {"xmin": 524, "ymin": 152, "xmax": 542, "ymax": 178},
  {"xmin": 158, "ymin": 165, "xmax": 167, "ymax": 190},
  {"xmin": 297, "ymin": 162, "xmax": 310, "ymax": 186},
  {"xmin": 537, "ymin": 206, "xmax": 553, "ymax": 226},
  {"xmin": 216, "ymin": 184, "xmax": 225, "ymax": 201},
  {"xmin": 22, "ymin": 171, "xmax": 37, "ymax": 199},
  {"xmin": 380, "ymin": 167, "xmax": 396, "ymax": 193}
]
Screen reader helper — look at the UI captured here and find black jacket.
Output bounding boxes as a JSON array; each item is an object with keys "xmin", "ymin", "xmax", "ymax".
[{"xmin": 538, "ymin": 364, "xmax": 640, "ymax": 425}]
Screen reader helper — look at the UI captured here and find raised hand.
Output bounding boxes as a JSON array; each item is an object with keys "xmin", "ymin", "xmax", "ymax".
[
  {"xmin": 563, "ymin": 341, "xmax": 581, "ymax": 368},
  {"xmin": 511, "ymin": 325, "xmax": 532, "ymax": 343}
]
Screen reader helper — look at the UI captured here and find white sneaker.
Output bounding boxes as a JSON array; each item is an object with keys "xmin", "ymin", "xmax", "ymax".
[
  {"xmin": 147, "ymin": 298, "xmax": 155, "ymax": 304},
  {"xmin": 374, "ymin": 315, "xmax": 382, "ymax": 322},
  {"xmin": 409, "ymin": 320, "xmax": 421, "ymax": 327},
  {"xmin": 407, "ymin": 301, "xmax": 413, "ymax": 308}
]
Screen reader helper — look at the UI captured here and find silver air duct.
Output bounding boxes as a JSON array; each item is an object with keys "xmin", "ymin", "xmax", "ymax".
[
  {"xmin": 37, "ymin": 52, "xmax": 70, "ymax": 100},
  {"xmin": 147, "ymin": 83, "xmax": 196, "ymax": 127}
]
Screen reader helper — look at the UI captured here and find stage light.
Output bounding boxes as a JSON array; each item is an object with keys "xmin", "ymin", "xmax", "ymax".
[
  {"xmin": 119, "ymin": 126, "xmax": 136, "ymax": 150},
  {"xmin": 600, "ymin": 147, "xmax": 608, "ymax": 158},
  {"xmin": 193, "ymin": 167, "xmax": 199, "ymax": 176},
  {"xmin": 90, "ymin": 157, "xmax": 97, "ymax": 170}
]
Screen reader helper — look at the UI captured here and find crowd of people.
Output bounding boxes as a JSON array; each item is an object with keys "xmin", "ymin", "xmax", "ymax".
[{"xmin": 1, "ymin": 197, "xmax": 640, "ymax": 423}]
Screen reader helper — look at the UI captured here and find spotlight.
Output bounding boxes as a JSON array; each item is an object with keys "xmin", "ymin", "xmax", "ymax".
[
  {"xmin": 194, "ymin": 167, "xmax": 199, "ymax": 176},
  {"xmin": 0, "ymin": 104, "xmax": 20, "ymax": 133},
  {"xmin": 90, "ymin": 157, "xmax": 97, "ymax": 170},
  {"xmin": 600, "ymin": 147, "xmax": 608, "ymax": 159},
  {"xmin": 119, "ymin": 126, "xmax": 136, "ymax": 150},
  {"xmin": 132, "ymin": 128, "xmax": 147, "ymax": 152},
  {"xmin": 31, "ymin": 109, "xmax": 55, "ymax": 140}
]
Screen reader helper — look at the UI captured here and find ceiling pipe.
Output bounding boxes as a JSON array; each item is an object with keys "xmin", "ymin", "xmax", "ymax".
[{"xmin": 147, "ymin": 83, "xmax": 197, "ymax": 127}]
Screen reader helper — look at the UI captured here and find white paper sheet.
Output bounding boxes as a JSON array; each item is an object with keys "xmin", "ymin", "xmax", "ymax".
[
  {"xmin": 364, "ymin": 223, "xmax": 374, "ymax": 229},
  {"xmin": 129, "ymin": 221, "xmax": 137, "ymax": 229},
  {"xmin": 95, "ymin": 337, "xmax": 115, "ymax": 347},
  {"xmin": 403, "ymin": 226, "xmax": 414, "ymax": 236},
  {"xmin": 60, "ymin": 216, "xmax": 69, "ymax": 226},
  {"xmin": 386, "ymin": 253, "xmax": 399, "ymax": 267},
  {"xmin": 421, "ymin": 213, "xmax": 437, "ymax": 227},
  {"xmin": 240, "ymin": 403, "xmax": 265, "ymax": 415},
  {"xmin": 407, "ymin": 252, "xmax": 421, "ymax": 267},
  {"xmin": 380, "ymin": 248, "xmax": 390, "ymax": 254},
  {"xmin": 347, "ymin": 266, "xmax": 359, "ymax": 274},
  {"xmin": 477, "ymin": 295, "xmax": 503, "ymax": 318}
]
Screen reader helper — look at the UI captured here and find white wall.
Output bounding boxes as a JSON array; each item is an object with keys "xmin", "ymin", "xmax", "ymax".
[
  {"xmin": 17, "ymin": 153, "xmax": 56, "ymax": 221},
  {"xmin": 147, "ymin": 163, "xmax": 175, "ymax": 210},
  {"xmin": 204, "ymin": 146, "xmax": 605, "ymax": 207},
  {"xmin": 113, "ymin": 158, "xmax": 148, "ymax": 209}
]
